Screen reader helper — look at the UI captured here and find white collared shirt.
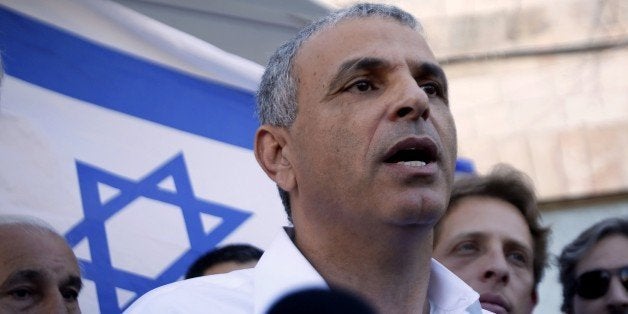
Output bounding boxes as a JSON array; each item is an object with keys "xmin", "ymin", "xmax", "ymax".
[{"xmin": 125, "ymin": 229, "xmax": 490, "ymax": 313}]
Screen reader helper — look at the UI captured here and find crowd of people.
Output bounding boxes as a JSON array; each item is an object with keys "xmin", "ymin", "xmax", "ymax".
[{"xmin": 1, "ymin": 2, "xmax": 626, "ymax": 314}]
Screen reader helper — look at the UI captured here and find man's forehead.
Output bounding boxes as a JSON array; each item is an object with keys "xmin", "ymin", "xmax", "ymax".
[
  {"xmin": 0, "ymin": 225, "xmax": 79, "ymax": 269},
  {"xmin": 296, "ymin": 15, "xmax": 428, "ymax": 62},
  {"xmin": 293, "ymin": 16, "xmax": 435, "ymax": 87},
  {"xmin": 576, "ymin": 235, "xmax": 628, "ymax": 273},
  {"xmin": 0, "ymin": 224, "xmax": 60, "ymax": 247},
  {"xmin": 443, "ymin": 198, "xmax": 533, "ymax": 243}
]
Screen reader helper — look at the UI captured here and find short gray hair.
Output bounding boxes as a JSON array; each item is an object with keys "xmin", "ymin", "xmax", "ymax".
[
  {"xmin": 257, "ymin": 3, "xmax": 420, "ymax": 127},
  {"xmin": 558, "ymin": 216, "xmax": 628, "ymax": 314},
  {"xmin": 0, "ymin": 214, "xmax": 60, "ymax": 236},
  {"xmin": 256, "ymin": 3, "xmax": 422, "ymax": 220}
]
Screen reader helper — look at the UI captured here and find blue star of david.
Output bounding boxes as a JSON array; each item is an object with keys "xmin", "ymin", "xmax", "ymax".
[{"xmin": 64, "ymin": 153, "xmax": 252, "ymax": 313}]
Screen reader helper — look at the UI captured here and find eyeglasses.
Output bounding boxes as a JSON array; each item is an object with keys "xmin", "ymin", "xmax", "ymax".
[{"xmin": 575, "ymin": 265, "xmax": 628, "ymax": 299}]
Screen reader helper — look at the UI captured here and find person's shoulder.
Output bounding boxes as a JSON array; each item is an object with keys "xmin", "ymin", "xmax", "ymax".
[{"xmin": 124, "ymin": 268, "xmax": 255, "ymax": 313}]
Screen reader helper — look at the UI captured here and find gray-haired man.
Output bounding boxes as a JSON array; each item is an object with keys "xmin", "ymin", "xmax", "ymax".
[
  {"xmin": 127, "ymin": 3, "xmax": 485, "ymax": 313},
  {"xmin": 0, "ymin": 215, "xmax": 82, "ymax": 313}
]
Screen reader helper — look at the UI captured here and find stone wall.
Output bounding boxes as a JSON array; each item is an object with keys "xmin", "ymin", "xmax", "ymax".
[{"xmin": 447, "ymin": 48, "xmax": 627, "ymax": 199}]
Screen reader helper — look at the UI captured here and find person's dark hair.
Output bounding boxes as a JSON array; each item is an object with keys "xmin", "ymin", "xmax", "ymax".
[
  {"xmin": 185, "ymin": 244, "xmax": 263, "ymax": 279},
  {"xmin": 256, "ymin": 3, "xmax": 422, "ymax": 222},
  {"xmin": 557, "ymin": 216, "xmax": 628, "ymax": 314},
  {"xmin": 434, "ymin": 164, "xmax": 550, "ymax": 291}
]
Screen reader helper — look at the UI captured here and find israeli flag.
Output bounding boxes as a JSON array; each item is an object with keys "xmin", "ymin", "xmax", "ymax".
[{"xmin": 0, "ymin": 0, "xmax": 286, "ymax": 312}]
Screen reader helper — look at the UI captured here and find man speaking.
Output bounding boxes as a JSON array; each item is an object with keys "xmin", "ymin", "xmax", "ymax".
[{"xmin": 126, "ymin": 3, "xmax": 484, "ymax": 313}]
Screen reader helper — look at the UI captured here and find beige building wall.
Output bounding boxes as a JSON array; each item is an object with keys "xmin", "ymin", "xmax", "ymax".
[{"xmin": 447, "ymin": 48, "xmax": 627, "ymax": 200}]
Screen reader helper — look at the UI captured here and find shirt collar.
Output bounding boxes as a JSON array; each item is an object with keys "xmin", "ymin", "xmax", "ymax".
[
  {"xmin": 428, "ymin": 259, "xmax": 484, "ymax": 313},
  {"xmin": 253, "ymin": 228, "xmax": 327, "ymax": 314},
  {"xmin": 253, "ymin": 229, "xmax": 484, "ymax": 314}
]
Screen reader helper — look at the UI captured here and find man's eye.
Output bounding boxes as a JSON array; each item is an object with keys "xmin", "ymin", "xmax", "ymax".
[
  {"xmin": 61, "ymin": 289, "xmax": 79, "ymax": 302},
  {"xmin": 8, "ymin": 288, "xmax": 34, "ymax": 300},
  {"xmin": 420, "ymin": 82, "xmax": 440, "ymax": 97},
  {"xmin": 346, "ymin": 80, "xmax": 376, "ymax": 93},
  {"xmin": 507, "ymin": 251, "xmax": 528, "ymax": 266},
  {"xmin": 455, "ymin": 242, "xmax": 478, "ymax": 254}
]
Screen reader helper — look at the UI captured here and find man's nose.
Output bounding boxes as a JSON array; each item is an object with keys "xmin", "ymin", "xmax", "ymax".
[
  {"xmin": 605, "ymin": 276, "xmax": 628, "ymax": 311},
  {"xmin": 43, "ymin": 292, "xmax": 71, "ymax": 314},
  {"xmin": 387, "ymin": 76, "xmax": 430, "ymax": 122},
  {"xmin": 481, "ymin": 250, "xmax": 510, "ymax": 285}
]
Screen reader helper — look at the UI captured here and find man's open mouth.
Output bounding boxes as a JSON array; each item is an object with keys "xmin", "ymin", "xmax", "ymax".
[{"xmin": 384, "ymin": 138, "xmax": 438, "ymax": 167}]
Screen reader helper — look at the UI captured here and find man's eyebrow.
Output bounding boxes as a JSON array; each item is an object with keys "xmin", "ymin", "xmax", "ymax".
[
  {"xmin": 339, "ymin": 57, "xmax": 390, "ymax": 75},
  {"xmin": 505, "ymin": 239, "xmax": 533, "ymax": 256},
  {"xmin": 414, "ymin": 62, "xmax": 448, "ymax": 91},
  {"xmin": 326, "ymin": 57, "xmax": 390, "ymax": 95},
  {"xmin": 449, "ymin": 231, "xmax": 485, "ymax": 243},
  {"xmin": 61, "ymin": 275, "xmax": 83, "ymax": 291},
  {"xmin": 0, "ymin": 270, "xmax": 44, "ymax": 288}
]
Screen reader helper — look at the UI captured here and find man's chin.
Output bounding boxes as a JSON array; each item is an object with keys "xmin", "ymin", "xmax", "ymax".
[{"xmin": 385, "ymin": 204, "xmax": 445, "ymax": 227}]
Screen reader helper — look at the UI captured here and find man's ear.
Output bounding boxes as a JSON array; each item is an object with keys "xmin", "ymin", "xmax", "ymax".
[
  {"xmin": 531, "ymin": 288, "xmax": 538, "ymax": 306},
  {"xmin": 254, "ymin": 125, "xmax": 296, "ymax": 192}
]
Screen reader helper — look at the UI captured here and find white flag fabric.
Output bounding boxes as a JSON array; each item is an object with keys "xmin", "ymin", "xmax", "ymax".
[{"xmin": 0, "ymin": 0, "xmax": 287, "ymax": 312}]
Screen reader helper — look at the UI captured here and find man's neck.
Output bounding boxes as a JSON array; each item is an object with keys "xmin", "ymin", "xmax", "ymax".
[{"xmin": 293, "ymin": 221, "xmax": 434, "ymax": 314}]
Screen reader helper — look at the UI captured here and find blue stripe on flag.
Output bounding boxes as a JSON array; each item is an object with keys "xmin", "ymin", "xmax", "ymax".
[{"xmin": 0, "ymin": 5, "xmax": 258, "ymax": 150}]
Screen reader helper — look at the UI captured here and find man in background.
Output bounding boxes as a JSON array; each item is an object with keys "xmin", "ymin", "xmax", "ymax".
[
  {"xmin": 0, "ymin": 215, "xmax": 83, "ymax": 313},
  {"xmin": 127, "ymin": 3, "xmax": 484, "ymax": 313},
  {"xmin": 185, "ymin": 244, "xmax": 263, "ymax": 278},
  {"xmin": 433, "ymin": 164, "xmax": 550, "ymax": 314},
  {"xmin": 558, "ymin": 217, "xmax": 628, "ymax": 314}
]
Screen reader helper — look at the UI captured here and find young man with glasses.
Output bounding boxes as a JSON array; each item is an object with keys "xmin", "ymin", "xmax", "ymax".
[{"xmin": 558, "ymin": 217, "xmax": 628, "ymax": 314}]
